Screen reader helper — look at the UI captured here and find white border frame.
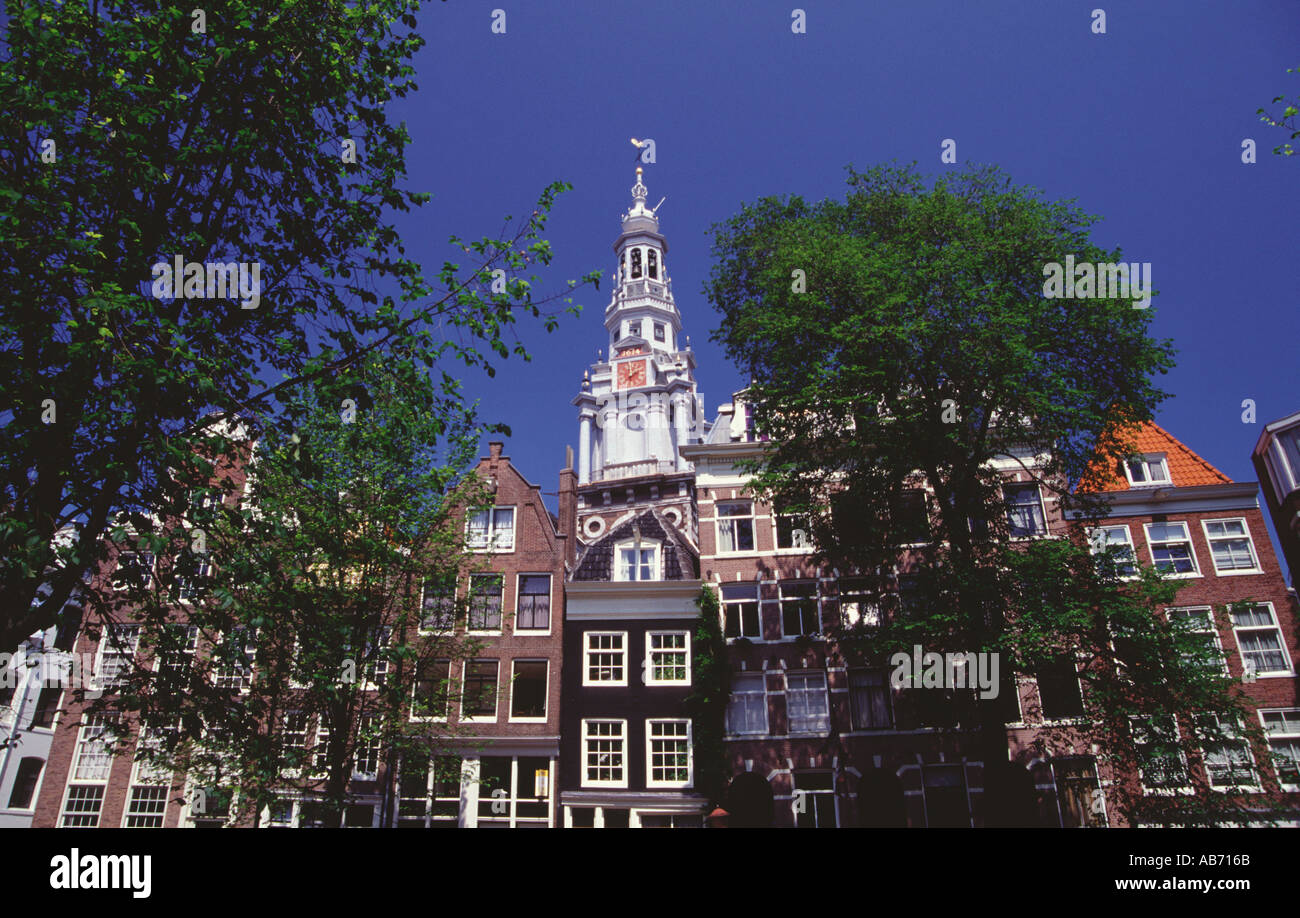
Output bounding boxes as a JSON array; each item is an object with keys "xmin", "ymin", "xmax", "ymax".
[
  {"xmin": 1142, "ymin": 520, "xmax": 1201, "ymax": 579},
  {"xmin": 582, "ymin": 631, "xmax": 629, "ymax": 687},
  {"xmin": 1200, "ymin": 517, "xmax": 1263, "ymax": 576},
  {"xmin": 644, "ymin": 630, "xmax": 691, "ymax": 687},
  {"xmin": 645, "ymin": 718, "xmax": 693, "ymax": 789},
  {"xmin": 580, "ymin": 718, "xmax": 628, "ymax": 789}
]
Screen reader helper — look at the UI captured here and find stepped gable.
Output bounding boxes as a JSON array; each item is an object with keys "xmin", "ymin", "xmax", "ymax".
[
  {"xmin": 1079, "ymin": 419, "xmax": 1232, "ymax": 493},
  {"xmin": 571, "ymin": 507, "xmax": 699, "ymax": 582}
]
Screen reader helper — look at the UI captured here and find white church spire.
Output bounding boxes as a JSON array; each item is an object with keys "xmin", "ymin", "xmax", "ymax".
[{"xmin": 572, "ymin": 165, "xmax": 705, "ymax": 485}]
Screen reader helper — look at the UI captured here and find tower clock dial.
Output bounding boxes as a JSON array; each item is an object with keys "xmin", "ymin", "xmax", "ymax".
[{"xmin": 617, "ymin": 359, "xmax": 647, "ymax": 389}]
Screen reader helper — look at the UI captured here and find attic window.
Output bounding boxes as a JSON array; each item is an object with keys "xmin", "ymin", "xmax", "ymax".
[
  {"xmin": 1124, "ymin": 455, "xmax": 1170, "ymax": 487},
  {"xmin": 616, "ymin": 539, "xmax": 659, "ymax": 581}
]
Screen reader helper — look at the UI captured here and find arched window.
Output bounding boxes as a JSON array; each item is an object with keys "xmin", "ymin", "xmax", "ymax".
[
  {"xmin": 648, "ymin": 249, "xmax": 658, "ymax": 279},
  {"xmin": 630, "ymin": 249, "xmax": 642, "ymax": 279},
  {"xmin": 619, "ymin": 251, "xmax": 625, "ymax": 280}
]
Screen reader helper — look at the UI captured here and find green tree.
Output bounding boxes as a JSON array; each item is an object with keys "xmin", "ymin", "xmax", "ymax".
[
  {"xmin": 702, "ymin": 162, "xmax": 1245, "ymax": 824},
  {"xmin": 1001, "ymin": 536, "xmax": 1278, "ymax": 826},
  {"xmin": 1258, "ymin": 66, "xmax": 1300, "ymax": 157},
  {"xmin": 0, "ymin": 0, "xmax": 599, "ymax": 651},
  {"xmin": 96, "ymin": 353, "xmax": 496, "ymax": 827},
  {"xmin": 685, "ymin": 586, "xmax": 730, "ymax": 810}
]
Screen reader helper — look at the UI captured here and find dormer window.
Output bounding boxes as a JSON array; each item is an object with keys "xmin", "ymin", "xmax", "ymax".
[
  {"xmin": 1124, "ymin": 454, "xmax": 1171, "ymax": 487},
  {"xmin": 631, "ymin": 249, "xmax": 642, "ymax": 279},
  {"xmin": 616, "ymin": 539, "xmax": 659, "ymax": 581},
  {"xmin": 648, "ymin": 249, "xmax": 658, "ymax": 279}
]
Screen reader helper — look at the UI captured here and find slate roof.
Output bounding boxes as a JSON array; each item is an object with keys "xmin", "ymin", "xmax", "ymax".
[
  {"xmin": 1079, "ymin": 420, "xmax": 1232, "ymax": 493},
  {"xmin": 572, "ymin": 508, "xmax": 699, "ymax": 582}
]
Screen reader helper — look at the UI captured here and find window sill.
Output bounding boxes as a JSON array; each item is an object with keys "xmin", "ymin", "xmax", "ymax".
[
  {"xmin": 1212, "ymin": 569, "xmax": 1264, "ymax": 577},
  {"xmin": 508, "ymin": 716, "xmax": 548, "ymax": 724},
  {"xmin": 581, "ymin": 680, "xmax": 630, "ymax": 688},
  {"xmin": 1141, "ymin": 786, "xmax": 1195, "ymax": 796}
]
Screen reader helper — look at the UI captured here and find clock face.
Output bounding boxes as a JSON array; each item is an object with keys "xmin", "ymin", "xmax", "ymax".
[{"xmin": 617, "ymin": 359, "xmax": 647, "ymax": 389}]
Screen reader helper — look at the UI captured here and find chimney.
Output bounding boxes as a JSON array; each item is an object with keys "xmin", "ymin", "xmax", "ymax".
[
  {"xmin": 488, "ymin": 441, "xmax": 504, "ymax": 461},
  {"xmin": 558, "ymin": 446, "xmax": 578, "ymax": 567}
]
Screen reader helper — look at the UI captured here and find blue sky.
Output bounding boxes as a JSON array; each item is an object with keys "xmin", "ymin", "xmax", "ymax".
[{"xmin": 392, "ymin": 1, "xmax": 1298, "ymax": 571}]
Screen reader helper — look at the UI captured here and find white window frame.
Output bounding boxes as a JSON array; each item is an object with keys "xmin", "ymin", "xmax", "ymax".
[
  {"xmin": 112, "ymin": 550, "xmax": 155, "ymax": 591},
  {"xmin": 417, "ymin": 575, "xmax": 458, "ymax": 634},
  {"xmin": 838, "ymin": 577, "xmax": 882, "ymax": 629},
  {"xmin": 614, "ymin": 540, "xmax": 660, "ymax": 582},
  {"xmin": 396, "ymin": 754, "xmax": 463, "ymax": 828},
  {"xmin": 1124, "ymin": 453, "xmax": 1171, "ymax": 487},
  {"xmin": 312, "ymin": 722, "xmax": 331, "ymax": 775},
  {"xmin": 1165, "ymin": 606, "xmax": 1228, "ymax": 675},
  {"xmin": 121, "ymin": 759, "xmax": 170, "ymax": 828},
  {"xmin": 773, "ymin": 508, "xmax": 813, "ymax": 553},
  {"xmin": 645, "ymin": 631, "xmax": 691, "ymax": 686},
  {"xmin": 1004, "ymin": 481, "xmax": 1048, "ymax": 538},
  {"xmin": 174, "ymin": 557, "xmax": 214, "ymax": 603},
  {"xmin": 94, "ymin": 623, "xmax": 141, "ymax": 690},
  {"xmin": 1260, "ymin": 708, "xmax": 1300, "ymax": 791},
  {"xmin": 352, "ymin": 714, "xmax": 381, "ymax": 780},
  {"xmin": 410, "ymin": 658, "xmax": 451, "ymax": 723},
  {"xmin": 467, "ymin": 506, "xmax": 516, "ymax": 553},
  {"xmin": 1046, "ymin": 756, "xmax": 1107, "ymax": 828},
  {"xmin": 1142, "ymin": 521, "xmax": 1201, "ymax": 578},
  {"xmin": 792, "ymin": 770, "xmax": 839, "ymax": 828},
  {"xmin": 466, "ymin": 573, "xmax": 504, "ymax": 634},
  {"xmin": 715, "ymin": 501, "xmax": 756, "ymax": 555},
  {"xmin": 508, "ymin": 659, "xmax": 549, "ymax": 723},
  {"xmin": 70, "ymin": 714, "xmax": 116, "ymax": 783},
  {"xmin": 786, "ymin": 671, "xmax": 830, "ymax": 735},
  {"xmin": 155, "ymin": 623, "xmax": 199, "ymax": 677},
  {"xmin": 59, "ymin": 784, "xmax": 106, "ymax": 828},
  {"xmin": 1200, "ymin": 518, "xmax": 1262, "ymax": 575},
  {"xmin": 211, "ymin": 628, "xmax": 256, "ymax": 692},
  {"xmin": 1089, "ymin": 525, "xmax": 1138, "ymax": 579},
  {"xmin": 460, "ymin": 659, "xmax": 499, "ymax": 723},
  {"xmin": 581, "ymin": 719, "xmax": 628, "ymax": 788},
  {"xmin": 1130, "ymin": 715, "xmax": 1191, "ymax": 795},
  {"xmin": 360, "ymin": 625, "xmax": 392, "ymax": 690},
  {"xmin": 583, "ymin": 632, "xmax": 628, "ymax": 686},
  {"xmin": 514, "ymin": 573, "xmax": 552, "ymax": 633},
  {"xmin": 1197, "ymin": 713, "xmax": 1259, "ymax": 793},
  {"xmin": 847, "ymin": 667, "xmax": 893, "ymax": 730},
  {"xmin": 279, "ymin": 710, "xmax": 311, "ymax": 777},
  {"xmin": 645, "ymin": 719, "xmax": 693, "ymax": 789},
  {"xmin": 1229, "ymin": 602, "xmax": 1294, "ymax": 678},
  {"xmin": 779, "ymin": 581, "xmax": 821, "ymax": 638},
  {"xmin": 726, "ymin": 672, "xmax": 768, "ymax": 736},
  {"xmin": 720, "ymin": 582, "xmax": 762, "ymax": 640}
]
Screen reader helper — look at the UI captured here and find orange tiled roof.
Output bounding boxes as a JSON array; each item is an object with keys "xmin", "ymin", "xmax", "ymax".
[{"xmin": 1078, "ymin": 420, "xmax": 1232, "ymax": 493}]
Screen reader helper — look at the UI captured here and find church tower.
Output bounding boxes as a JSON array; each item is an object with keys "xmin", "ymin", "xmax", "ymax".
[
  {"xmin": 570, "ymin": 167, "xmax": 707, "ymax": 548},
  {"xmin": 559, "ymin": 166, "xmax": 710, "ymax": 826}
]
